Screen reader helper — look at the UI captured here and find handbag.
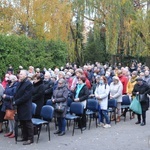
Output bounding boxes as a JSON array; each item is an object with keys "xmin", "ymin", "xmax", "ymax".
[
  {"xmin": 55, "ymin": 104, "xmax": 65, "ymax": 113},
  {"xmin": 139, "ymin": 94, "xmax": 147, "ymax": 102},
  {"xmin": 4, "ymin": 109, "xmax": 16, "ymax": 120},
  {"xmin": 129, "ymin": 96, "xmax": 142, "ymax": 115}
]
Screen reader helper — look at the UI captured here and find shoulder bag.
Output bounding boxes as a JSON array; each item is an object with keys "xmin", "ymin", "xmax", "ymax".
[
  {"xmin": 55, "ymin": 103, "xmax": 65, "ymax": 113},
  {"xmin": 139, "ymin": 94, "xmax": 147, "ymax": 102},
  {"xmin": 129, "ymin": 96, "xmax": 142, "ymax": 115},
  {"xmin": 4, "ymin": 109, "xmax": 16, "ymax": 120}
]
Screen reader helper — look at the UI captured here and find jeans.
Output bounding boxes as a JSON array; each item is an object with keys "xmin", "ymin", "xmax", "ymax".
[
  {"xmin": 99, "ymin": 109, "xmax": 110, "ymax": 124},
  {"xmin": 8, "ymin": 120, "xmax": 15, "ymax": 133},
  {"xmin": 57, "ymin": 117, "xmax": 66, "ymax": 132}
]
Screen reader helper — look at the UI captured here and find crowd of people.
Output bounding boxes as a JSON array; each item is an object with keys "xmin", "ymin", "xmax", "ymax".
[{"xmin": 0, "ymin": 61, "xmax": 150, "ymax": 145}]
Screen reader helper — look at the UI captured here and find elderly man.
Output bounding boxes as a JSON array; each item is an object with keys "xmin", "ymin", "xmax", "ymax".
[
  {"xmin": 143, "ymin": 70, "xmax": 150, "ymax": 87},
  {"xmin": 13, "ymin": 70, "xmax": 34, "ymax": 145},
  {"xmin": 43, "ymin": 71, "xmax": 54, "ymax": 104}
]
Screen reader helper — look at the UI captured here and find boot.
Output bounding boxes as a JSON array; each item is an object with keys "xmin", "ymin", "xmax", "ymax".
[{"xmin": 116, "ymin": 116, "xmax": 120, "ymax": 122}]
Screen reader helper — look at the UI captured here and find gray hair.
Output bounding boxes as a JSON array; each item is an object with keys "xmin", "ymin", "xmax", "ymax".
[
  {"xmin": 58, "ymin": 71, "xmax": 65, "ymax": 77},
  {"xmin": 58, "ymin": 78, "xmax": 66, "ymax": 86},
  {"xmin": 9, "ymin": 75, "xmax": 18, "ymax": 82},
  {"xmin": 44, "ymin": 71, "xmax": 51, "ymax": 78},
  {"xmin": 21, "ymin": 70, "xmax": 28, "ymax": 77},
  {"xmin": 95, "ymin": 75, "xmax": 101, "ymax": 79}
]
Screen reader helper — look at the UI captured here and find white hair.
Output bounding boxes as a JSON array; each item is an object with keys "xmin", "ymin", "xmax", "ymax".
[
  {"xmin": 45, "ymin": 71, "xmax": 51, "ymax": 77},
  {"xmin": 21, "ymin": 70, "xmax": 28, "ymax": 77},
  {"xmin": 9, "ymin": 75, "xmax": 17, "ymax": 82}
]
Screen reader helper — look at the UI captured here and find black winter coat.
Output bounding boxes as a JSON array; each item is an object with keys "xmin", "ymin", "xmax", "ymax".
[
  {"xmin": 13, "ymin": 78, "xmax": 33, "ymax": 120},
  {"xmin": 43, "ymin": 79, "xmax": 54, "ymax": 101},
  {"xmin": 132, "ymin": 82, "xmax": 150, "ymax": 111},
  {"xmin": 73, "ymin": 84, "xmax": 89, "ymax": 102},
  {"xmin": 32, "ymin": 80, "xmax": 45, "ymax": 117}
]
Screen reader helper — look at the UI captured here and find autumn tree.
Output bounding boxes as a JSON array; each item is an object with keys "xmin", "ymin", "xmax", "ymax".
[
  {"xmin": 1, "ymin": 0, "xmax": 149, "ymax": 66},
  {"xmin": 0, "ymin": 0, "xmax": 72, "ymax": 41}
]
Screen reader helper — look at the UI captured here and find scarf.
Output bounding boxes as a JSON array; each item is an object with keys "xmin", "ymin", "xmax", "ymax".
[
  {"xmin": 130, "ymin": 77, "xmax": 137, "ymax": 83},
  {"xmin": 75, "ymin": 83, "xmax": 85, "ymax": 98}
]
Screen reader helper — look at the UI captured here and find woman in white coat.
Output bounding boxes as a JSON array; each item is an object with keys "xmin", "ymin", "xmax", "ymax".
[
  {"xmin": 109, "ymin": 76, "xmax": 123, "ymax": 122},
  {"xmin": 94, "ymin": 75, "xmax": 111, "ymax": 128}
]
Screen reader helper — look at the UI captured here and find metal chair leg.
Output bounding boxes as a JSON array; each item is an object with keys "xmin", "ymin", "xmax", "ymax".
[
  {"xmin": 72, "ymin": 120, "xmax": 75, "ymax": 136},
  {"xmin": 37, "ymin": 125, "xmax": 42, "ymax": 143}
]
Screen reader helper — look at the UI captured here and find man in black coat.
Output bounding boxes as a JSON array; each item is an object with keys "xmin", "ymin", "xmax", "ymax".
[
  {"xmin": 43, "ymin": 71, "xmax": 54, "ymax": 104},
  {"xmin": 13, "ymin": 70, "xmax": 34, "ymax": 145},
  {"xmin": 132, "ymin": 78, "xmax": 150, "ymax": 126}
]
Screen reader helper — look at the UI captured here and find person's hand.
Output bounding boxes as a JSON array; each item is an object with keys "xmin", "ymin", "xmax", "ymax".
[
  {"xmin": 12, "ymin": 101, "xmax": 16, "ymax": 106},
  {"xmin": 51, "ymin": 99, "xmax": 55, "ymax": 103},
  {"xmin": 89, "ymin": 94, "xmax": 95, "ymax": 97},
  {"xmin": 2, "ymin": 94, "xmax": 6, "ymax": 99},
  {"xmin": 110, "ymin": 95, "xmax": 113, "ymax": 99},
  {"xmin": 74, "ymin": 98, "xmax": 79, "ymax": 102},
  {"xmin": 12, "ymin": 102, "xmax": 17, "ymax": 110},
  {"xmin": 95, "ymin": 96, "xmax": 101, "ymax": 100}
]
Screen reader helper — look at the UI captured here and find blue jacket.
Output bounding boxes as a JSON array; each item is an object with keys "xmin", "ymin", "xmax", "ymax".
[{"xmin": 1, "ymin": 81, "xmax": 18, "ymax": 112}]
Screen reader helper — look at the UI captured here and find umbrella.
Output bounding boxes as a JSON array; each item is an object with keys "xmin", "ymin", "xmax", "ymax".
[
  {"xmin": 14, "ymin": 113, "xmax": 18, "ymax": 144},
  {"xmin": 14, "ymin": 107, "xmax": 18, "ymax": 144}
]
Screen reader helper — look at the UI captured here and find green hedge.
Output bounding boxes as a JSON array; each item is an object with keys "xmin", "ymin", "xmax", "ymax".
[{"xmin": 0, "ymin": 34, "xmax": 68, "ymax": 79}]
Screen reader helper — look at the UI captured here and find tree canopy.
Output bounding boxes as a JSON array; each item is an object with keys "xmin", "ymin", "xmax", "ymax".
[{"xmin": 0, "ymin": 0, "xmax": 149, "ymax": 71}]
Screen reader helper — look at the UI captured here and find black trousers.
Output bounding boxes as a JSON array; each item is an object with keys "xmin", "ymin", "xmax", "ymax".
[
  {"xmin": 137, "ymin": 110, "xmax": 146, "ymax": 123},
  {"xmin": 78, "ymin": 109, "xmax": 86, "ymax": 128},
  {"xmin": 20, "ymin": 120, "xmax": 34, "ymax": 141}
]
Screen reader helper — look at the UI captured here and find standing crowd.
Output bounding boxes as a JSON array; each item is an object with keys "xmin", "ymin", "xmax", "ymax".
[{"xmin": 0, "ymin": 61, "xmax": 150, "ymax": 145}]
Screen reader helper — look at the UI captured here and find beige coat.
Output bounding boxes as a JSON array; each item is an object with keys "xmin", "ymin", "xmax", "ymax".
[{"xmin": 109, "ymin": 81, "xmax": 123, "ymax": 102}]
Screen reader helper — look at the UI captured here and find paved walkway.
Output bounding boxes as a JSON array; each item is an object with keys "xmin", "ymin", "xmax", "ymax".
[{"xmin": 0, "ymin": 110, "xmax": 150, "ymax": 150}]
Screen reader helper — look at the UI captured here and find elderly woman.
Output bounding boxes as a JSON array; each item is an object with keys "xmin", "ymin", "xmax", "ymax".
[
  {"xmin": 2, "ymin": 75, "xmax": 18, "ymax": 137},
  {"xmin": 109, "ymin": 76, "xmax": 123, "ymax": 122},
  {"xmin": 127, "ymin": 71, "xmax": 138, "ymax": 97},
  {"xmin": 32, "ymin": 73, "xmax": 45, "ymax": 118},
  {"xmin": 70, "ymin": 68, "xmax": 91, "ymax": 92},
  {"xmin": 132, "ymin": 78, "xmax": 150, "ymax": 126},
  {"xmin": 52, "ymin": 78, "xmax": 69, "ymax": 136},
  {"xmin": 126, "ymin": 71, "xmax": 138, "ymax": 118},
  {"xmin": 72, "ymin": 75, "xmax": 89, "ymax": 130},
  {"xmin": 0, "ymin": 83, "xmax": 4, "ymax": 133}
]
